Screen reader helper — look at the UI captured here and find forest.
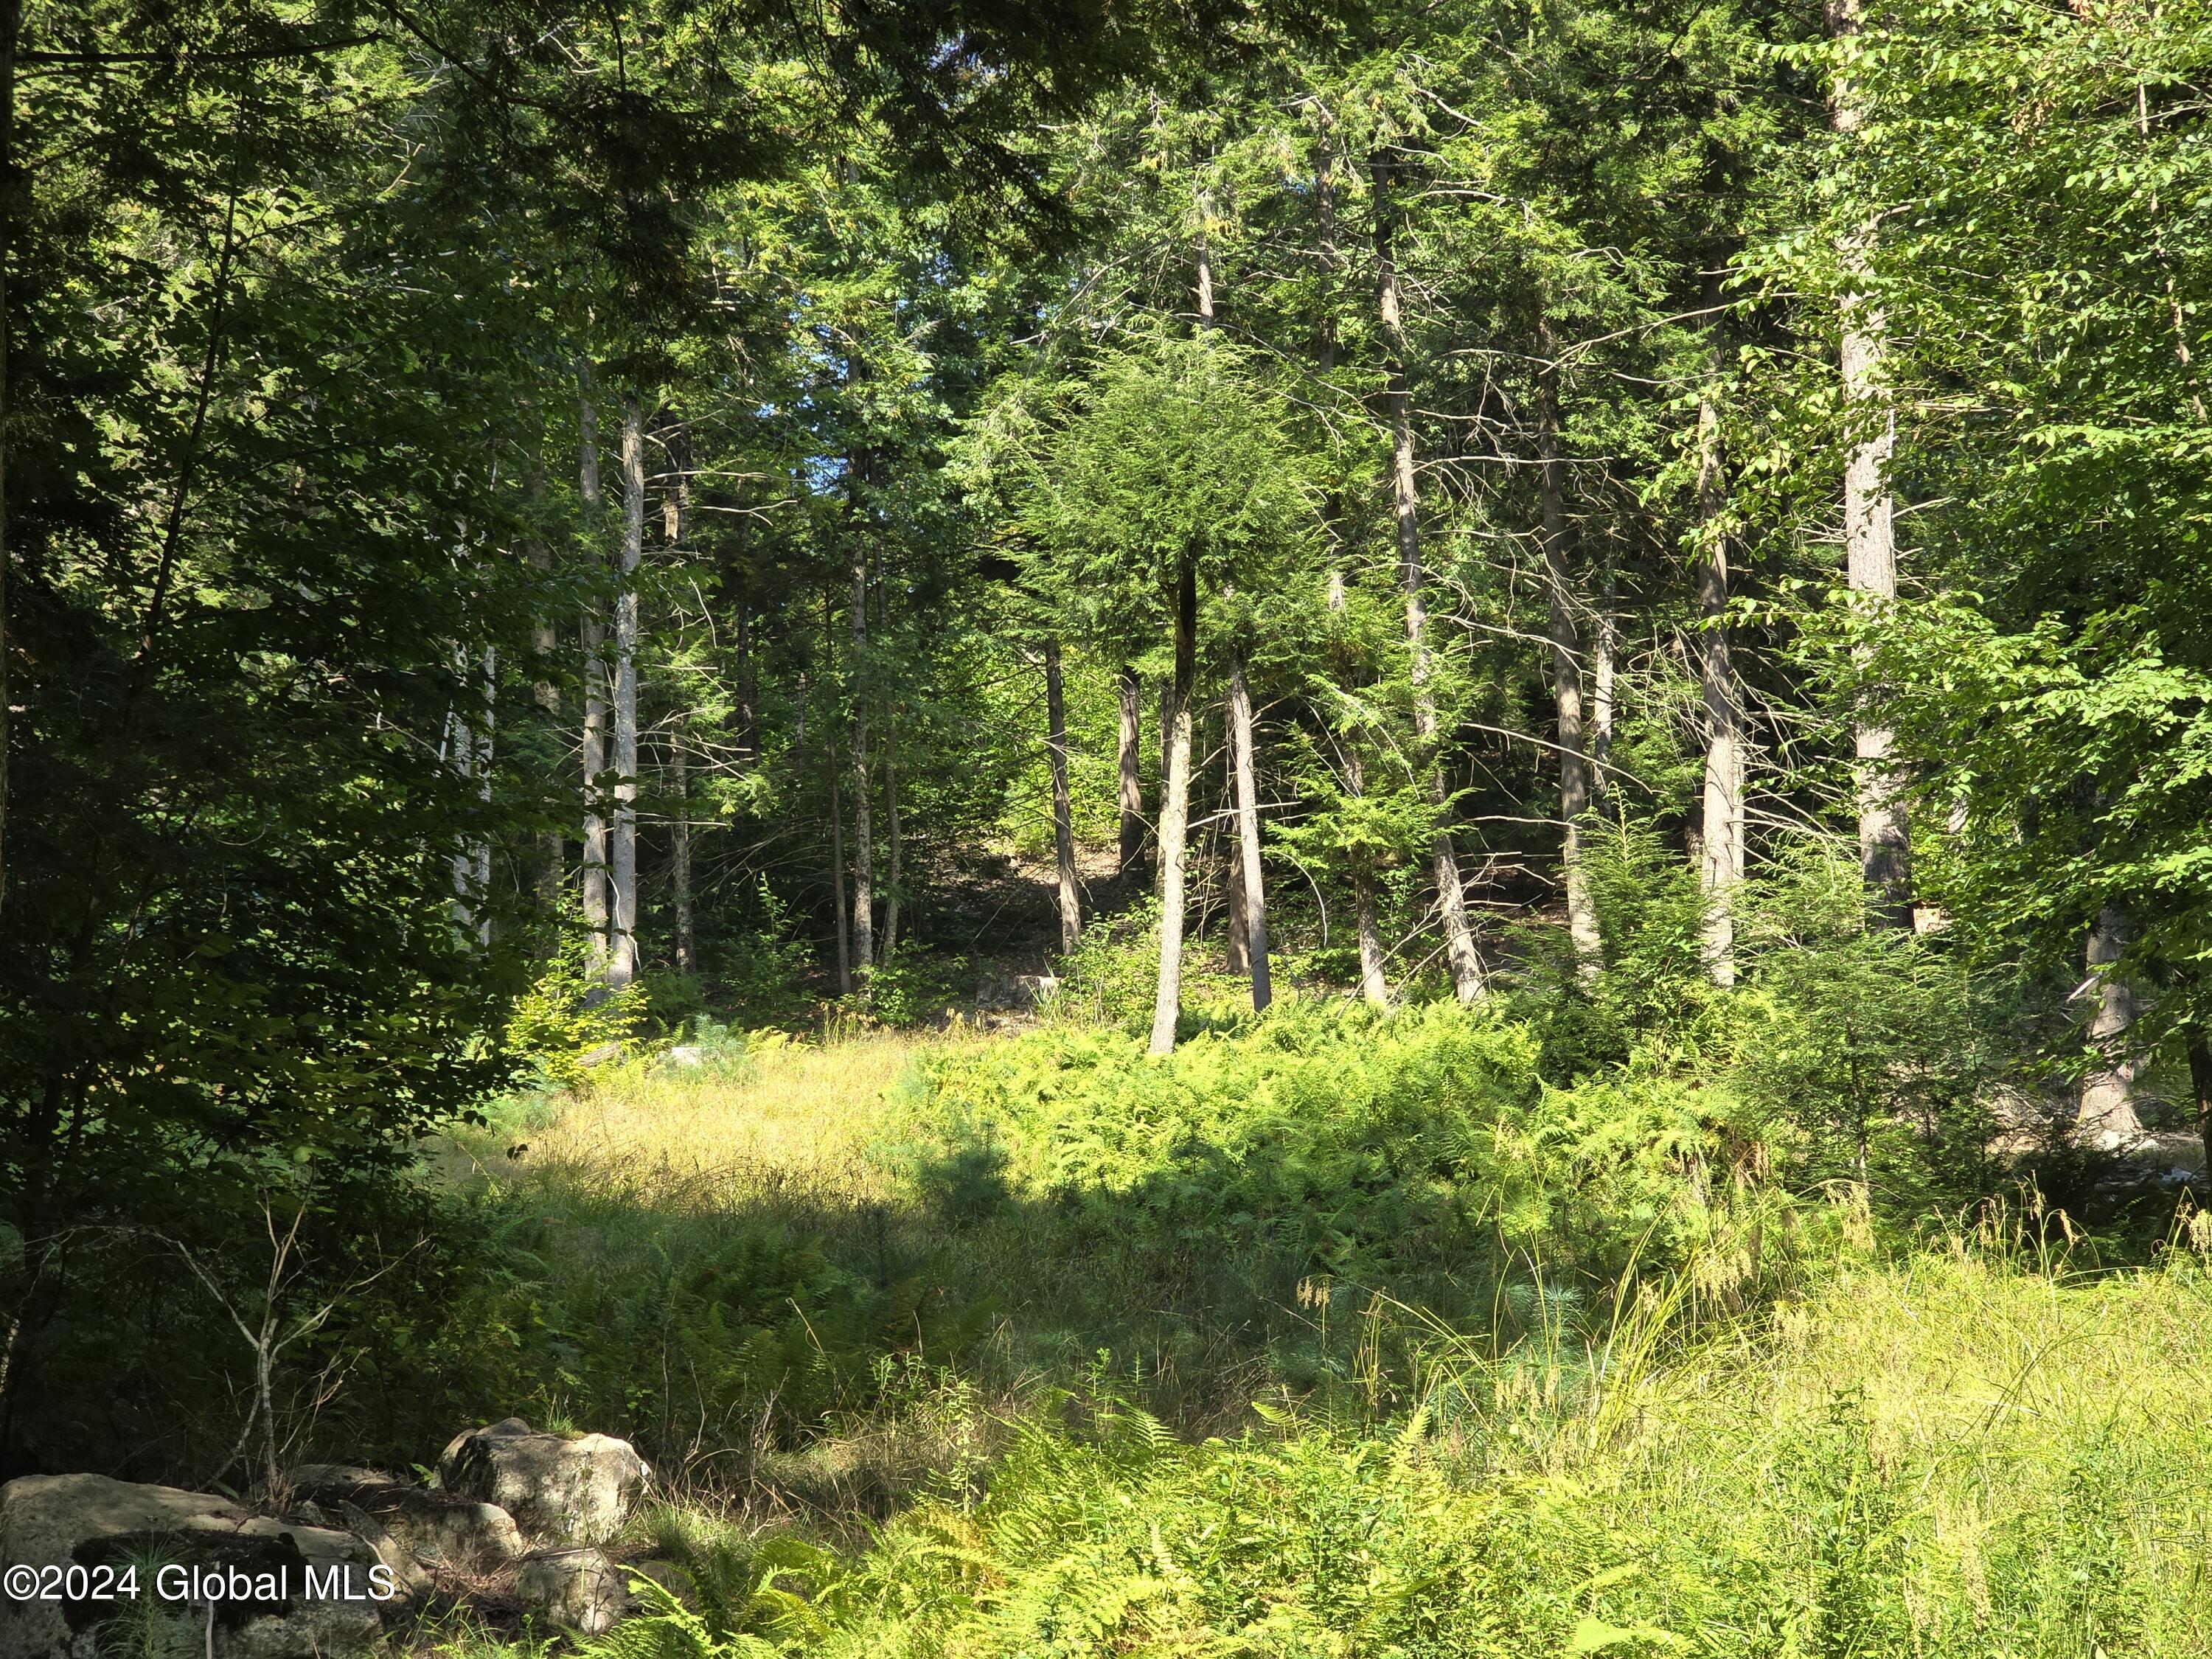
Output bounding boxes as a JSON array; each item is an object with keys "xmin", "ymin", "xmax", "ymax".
[{"xmin": 4, "ymin": 0, "xmax": 2212, "ymax": 1652}]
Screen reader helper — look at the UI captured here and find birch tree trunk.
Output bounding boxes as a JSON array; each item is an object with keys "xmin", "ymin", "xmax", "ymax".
[
  {"xmin": 1156, "ymin": 681, "xmax": 1173, "ymax": 902},
  {"xmin": 1374, "ymin": 153, "xmax": 1483, "ymax": 1002},
  {"xmin": 1116, "ymin": 665, "xmax": 1144, "ymax": 880},
  {"xmin": 1228, "ymin": 650, "xmax": 1272, "ymax": 1012},
  {"xmin": 848, "ymin": 527, "xmax": 874, "ymax": 985},
  {"xmin": 1536, "ymin": 358, "xmax": 1601, "ymax": 980},
  {"xmin": 1045, "ymin": 639, "xmax": 1081, "ymax": 956},
  {"xmin": 1592, "ymin": 547, "xmax": 1616, "ymax": 807},
  {"xmin": 1832, "ymin": 0, "xmax": 1912, "ymax": 928},
  {"xmin": 2188, "ymin": 1028, "xmax": 2212, "ymax": 1194},
  {"xmin": 577, "ymin": 369, "xmax": 610, "ymax": 965},
  {"xmin": 1224, "ymin": 725, "xmax": 1249, "ymax": 975},
  {"xmin": 1694, "ymin": 389, "xmax": 1745, "ymax": 987},
  {"xmin": 2078, "ymin": 906, "xmax": 2143, "ymax": 1145},
  {"xmin": 663, "ymin": 414, "xmax": 693, "ymax": 975},
  {"xmin": 607, "ymin": 399, "xmax": 643, "ymax": 990},
  {"xmin": 1321, "ymin": 128, "xmax": 1388, "ymax": 1004},
  {"xmin": 1149, "ymin": 559, "xmax": 1198, "ymax": 1055},
  {"xmin": 824, "ymin": 606, "xmax": 850, "ymax": 996}
]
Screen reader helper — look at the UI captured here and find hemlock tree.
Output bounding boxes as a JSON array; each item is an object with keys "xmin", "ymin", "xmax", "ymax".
[{"xmin": 1021, "ymin": 337, "xmax": 1315, "ymax": 1052}]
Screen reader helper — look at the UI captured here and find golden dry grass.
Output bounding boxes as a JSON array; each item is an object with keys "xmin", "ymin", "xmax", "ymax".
[{"xmin": 447, "ymin": 1026, "xmax": 973, "ymax": 1220}]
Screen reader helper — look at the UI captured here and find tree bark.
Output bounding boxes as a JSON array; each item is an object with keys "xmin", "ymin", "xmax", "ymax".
[
  {"xmin": 1536, "ymin": 358, "xmax": 1600, "ymax": 981},
  {"xmin": 1832, "ymin": 0, "xmax": 1912, "ymax": 928},
  {"xmin": 1149, "ymin": 559, "xmax": 1198, "ymax": 1055},
  {"xmin": 848, "ymin": 526, "xmax": 874, "ymax": 985},
  {"xmin": 1117, "ymin": 664, "xmax": 1144, "ymax": 880},
  {"xmin": 1375, "ymin": 153, "xmax": 1483, "ymax": 1002},
  {"xmin": 825, "ymin": 604, "xmax": 850, "ymax": 996},
  {"xmin": 1156, "ymin": 681, "xmax": 1173, "ymax": 902},
  {"xmin": 2079, "ymin": 905, "xmax": 2142, "ymax": 1145},
  {"xmin": 608, "ymin": 399, "xmax": 644, "ymax": 990},
  {"xmin": 2188, "ymin": 1029, "xmax": 2212, "ymax": 1192},
  {"xmin": 577, "ymin": 369, "xmax": 610, "ymax": 965},
  {"xmin": 446, "ymin": 645, "xmax": 494, "ymax": 947},
  {"xmin": 1694, "ymin": 389, "xmax": 1744, "ymax": 988},
  {"xmin": 526, "ymin": 453, "xmax": 563, "ymax": 921},
  {"xmin": 1224, "ymin": 723, "xmax": 1248, "ymax": 975},
  {"xmin": 883, "ymin": 717, "xmax": 902, "ymax": 961},
  {"xmin": 1592, "ymin": 546, "xmax": 1616, "ymax": 807},
  {"xmin": 0, "ymin": 0, "xmax": 21, "ymax": 914},
  {"xmin": 1228, "ymin": 650, "xmax": 1271, "ymax": 1012},
  {"xmin": 670, "ymin": 717, "xmax": 693, "ymax": 975},
  {"xmin": 1045, "ymin": 639, "xmax": 1081, "ymax": 956}
]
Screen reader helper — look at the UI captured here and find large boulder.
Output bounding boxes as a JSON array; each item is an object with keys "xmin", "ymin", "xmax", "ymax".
[
  {"xmin": 283, "ymin": 1465, "xmax": 521, "ymax": 1568},
  {"xmin": 437, "ymin": 1420, "xmax": 647, "ymax": 1548},
  {"xmin": 512, "ymin": 1547, "xmax": 627, "ymax": 1635},
  {"xmin": 0, "ymin": 1474, "xmax": 389, "ymax": 1659}
]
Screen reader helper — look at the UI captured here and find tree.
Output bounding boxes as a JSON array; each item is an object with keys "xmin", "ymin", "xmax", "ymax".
[{"xmin": 1021, "ymin": 338, "xmax": 1314, "ymax": 1051}]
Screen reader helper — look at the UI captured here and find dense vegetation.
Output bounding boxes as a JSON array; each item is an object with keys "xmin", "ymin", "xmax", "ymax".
[{"xmin": 4, "ymin": 0, "xmax": 2211, "ymax": 1648}]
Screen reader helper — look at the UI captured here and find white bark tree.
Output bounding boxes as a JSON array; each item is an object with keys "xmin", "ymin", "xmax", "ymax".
[
  {"xmin": 577, "ymin": 369, "xmax": 610, "ymax": 967},
  {"xmin": 1694, "ymin": 389, "xmax": 1745, "ymax": 987},
  {"xmin": 1536, "ymin": 355, "xmax": 1601, "ymax": 980},
  {"xmin": 1228, "ymin": 649, "xmax": 1271, "ymax": 1012},
  {"xmin": 1374, "ymin": 153, "xmax": 1484, "ymax": 1002},
  {"xmin": 1832, "ymin": 0, "xmax": 1913, "ymax": 927},
  {"xmin": 1045, "ymin": 639, "xmax": 1081, "ymax": 956},
  {"xmin": 607, "ymin": 398, "xmax": 644, "ymax": 990},
  {"xmin": 2077, "ymin": 906, "xmax": 2143, "ymax": 1145}
]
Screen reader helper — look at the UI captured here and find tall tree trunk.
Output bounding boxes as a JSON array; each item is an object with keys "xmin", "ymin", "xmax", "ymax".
[
  {"xmin": 1224, "ymin": 721, "xmax": 1248, "ymax": 975},
  {"xmin": 848, "ymin": 530, "xmax": 874, "ymax": 984},
  {"xmin": 1832, "ymin": 0, "xmax": 1912, "ymax": 928},
  {"xmin": 608, "ymin": 399, "xmax": 644, "ymax": 990},
  {"xmin": 1537, "ymin": 358, "xmax": 1600, "ymax": 981},
  {"xmin": 1117, "ymin": 665, "xmax": 1144, "ymax": 880},
  {"xmin": 1156, "ymin": 681, "xmax": 1174, "ymax": 902},
  {"xmin": 824, "ymin": 608, "xmax": 850, "ymax": 996},
  {"xmin": 2079, "ymin": 905, "xmax": 2142, "ymax": 1145},
  {"xmin": 1045, "ymin": 640, "xmax": 1081, "ymax": 956},
  {"xmin": 670, "ymin": 717, "xmax": 693, "ymax": 975},
  {"xmin": 883, "ymin": 718, "xmax": 902, "ymax": 960},
  {"xmin": 660, "ymin": 415, "xmax": 694, "ymax": 976},
  {"xmin": 1374, "ymin": 153, "xmax": 1483, "ymax": 1002},
  {"xmin": 1592, "ymin": 545, "xmax": 1616, "ymax": 807},
  {"xmin": 577, "ymin": 368, "xmax": 610, "ymax": 964},
  {"xmin": 1322, "ymin": 128, "xmax": 1385, "ymax": 1004},
  {"xmin": 2188, "ymin": 1027, "xmax": 2212, "ymax": 1191},
  {"xmin": 1694, "ymin": 388, "xmax": 1745, "ymax": 987},
  {"xmin": 1326, "ymin": 566, "xmax": 1389, "ymax": 1006},
  {"xmin": 1149, "ymin": 560, "xmax": 1198, "ymax": 1055},
  {"xmin": 526, "ymin": 455, "xmax": 563, "ymax": 921},
  {"xmin": 1228, "ymin": 650, "xmax": 1271, "ymax": 1012},
  {"xmin": 0, "ymin": 0, "xmax": 20, "ymax": 912},
  {"xmin": 445, "ymin": 644, "xmax": 494, "ymax": 946}
]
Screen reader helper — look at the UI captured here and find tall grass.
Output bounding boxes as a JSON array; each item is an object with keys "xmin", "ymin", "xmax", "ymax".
[{"xmin": 431, "ymin": 1018, "xmax": 2212, "ymax": 1655}]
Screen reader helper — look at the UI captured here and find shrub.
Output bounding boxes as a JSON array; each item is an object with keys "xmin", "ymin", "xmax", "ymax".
[
  {"xmin": 889, "ymin": 999, "xmax": 1790, "ymax": 1312},
  {"xmin": 504, "ymin": 933, "xmax": 647, "ymax": 1085}
]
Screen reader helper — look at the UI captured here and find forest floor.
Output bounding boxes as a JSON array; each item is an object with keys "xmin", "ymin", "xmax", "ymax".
[{"xmin": 437, "ymin": 1027, "xmax": 2212, "ymax": 1656}]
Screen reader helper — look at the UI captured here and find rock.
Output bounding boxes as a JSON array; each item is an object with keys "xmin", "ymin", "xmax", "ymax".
[
  {"xmin": 330, "ymin": 1503, "xmax": 432, "ymax": 1607},
  {"xmin": 512, "ymin": 1546, "xmax": 627, "ymax": 1635},
  {"xmin": 437, "ymin": 1419, "xmax": 647, "ymax": 1548},
  {"xmin": 283, "ymin": 1464, "xmax": 521, "ymax": 1568},
  {"xmin": 0, "ymin": 1473, "xmax": 387, "ymax": 1659},
  {"xmin": 1014, "ymin": 974, "xmax": 1060, "ymax": 1006},
  {"xmin": 662, "ymin": 1045, "xmax": 704, "ymax": 1068}
]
